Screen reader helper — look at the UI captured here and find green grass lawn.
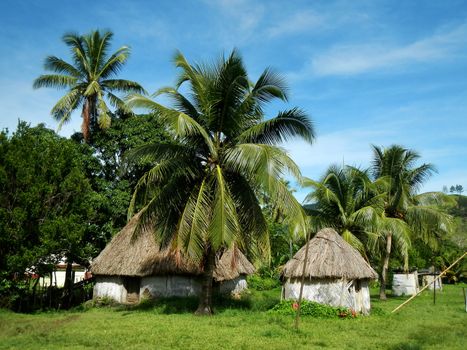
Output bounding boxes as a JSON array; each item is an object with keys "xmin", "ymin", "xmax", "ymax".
[{"xmin": 0, "ymin": 285, "xmax": 466, "ymax": 350}]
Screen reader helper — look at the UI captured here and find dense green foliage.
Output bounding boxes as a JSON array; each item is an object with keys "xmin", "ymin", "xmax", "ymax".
[
  {"xmin": 1, "ymin": 286, "xmax": 466, "ymax": 349},
  {"xmin": 73, "ymin": 112, "xmax": 170, "ymax": 231},
  {"xmin": 406, "ymin": 194, "xmax": 467, "ymax": 282}
]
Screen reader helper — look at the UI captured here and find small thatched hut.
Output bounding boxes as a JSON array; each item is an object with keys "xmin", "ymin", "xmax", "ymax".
[
  {"xmin": 281, "ymin": 228, "xmax": 378, "ymax": 314},
  {"xmin": 392, "ymin": 271, "xmax": 419, "ymax": 296},
  {"xmin": 92, "ymin": 214, "xmax": 255, "ymax": 303}
]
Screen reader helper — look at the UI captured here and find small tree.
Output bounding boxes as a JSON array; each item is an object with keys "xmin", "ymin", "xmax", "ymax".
[{"xmin": 0, "ymin": 122, "xmax": 99, "ymax": 310}]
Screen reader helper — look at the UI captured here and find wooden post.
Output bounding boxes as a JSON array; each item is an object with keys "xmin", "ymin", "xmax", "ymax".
[
  {"xmin": 294, "ymin": 228, "xmax": 312, "ymax": 329},
  {"xmin": 392, "ymin": 251, "xmax": 467, "ymax": 313},
  {"xmin": 463, "ymin": 287, "xmax": 466, "ymax": 312}
]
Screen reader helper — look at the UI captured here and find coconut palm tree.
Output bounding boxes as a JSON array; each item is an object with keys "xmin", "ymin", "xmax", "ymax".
[
  {"xmin": 125, "ymin": 50, "xmax": 315, "ymax": 314},
  {"xmin": 33, "ymin": 30, "xmax": 144, "ymax": 141},
  {"xmin": 303, "ymin": 165, "xmax": 387, "ymax": 255},
  {"xmin": 371, "ymin": 145, "xmax": 452, "ymax": 299}
]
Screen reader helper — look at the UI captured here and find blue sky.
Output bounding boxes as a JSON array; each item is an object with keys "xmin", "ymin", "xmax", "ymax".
[{"xmin": 1, "ymin": 0, "xmax": 466, "ymax": 201}]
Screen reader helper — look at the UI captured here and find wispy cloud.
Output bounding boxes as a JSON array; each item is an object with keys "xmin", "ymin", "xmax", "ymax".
[
  {"xmin": 309, "ymin": 22, "xmax": 467, "ymax": 76},
  {"xmin": 266, "ymin": 10, "xmax": 325, "ymax": 38},
  {"xmin": 202, "ymin": 0, "xmax": 265, "ymax": 45}
]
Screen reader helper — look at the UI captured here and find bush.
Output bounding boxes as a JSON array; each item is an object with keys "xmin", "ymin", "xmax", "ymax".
[
  {"xmin": 83, "ymin": 296, "xmax": 118, "ymax": 308},
  {"xmin": 247, "ymin": 274, "xmax": 280, "ymax": 291},
  {"xmin": 268, "ymin": 300, "xmax": 357, "ymax": 319}
]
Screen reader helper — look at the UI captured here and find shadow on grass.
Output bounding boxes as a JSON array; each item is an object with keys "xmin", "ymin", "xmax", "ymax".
[
  {"xmin": 71, "ymin": 288, "xmax": 280, "ymax": 315},
  {"xmin": 114, "ymin": 288, "xmax": 281, "ymax": 315},
  {"xmin": 115, "ymin": 293, "xmax": 259, "ymax": 315}
]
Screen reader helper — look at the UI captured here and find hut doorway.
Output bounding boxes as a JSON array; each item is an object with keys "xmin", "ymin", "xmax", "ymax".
[{"xmin": 124, "ymin": 277, "xmax": 141, "ymax": 303}]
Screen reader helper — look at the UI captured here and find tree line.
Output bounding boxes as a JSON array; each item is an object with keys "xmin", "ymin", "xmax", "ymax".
[{"xmin": 1, "ymin": 29, "xmax": 464, "ymax": 313}]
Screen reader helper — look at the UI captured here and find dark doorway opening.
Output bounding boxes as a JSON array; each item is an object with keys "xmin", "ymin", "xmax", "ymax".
[{"xmin": 123, "ymin": 277, "xmax": 141, "ymax": 303}]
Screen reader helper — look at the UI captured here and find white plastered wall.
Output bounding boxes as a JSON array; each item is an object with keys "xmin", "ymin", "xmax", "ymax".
[
  {"xmin": 93, "ymin": 276, "xmax": 126, "ymax": 303},
  {"xmin": 218, "ymin": 276, "xmax": 248, "ymax": 295}
]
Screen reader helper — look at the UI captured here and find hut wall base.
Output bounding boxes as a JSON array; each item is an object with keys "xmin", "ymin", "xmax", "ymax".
[
  {"xmin": 284, "ymin": 278, "xmax": 371, "ymax": 314},
  {"xmin": 140, "ymin": 276, "xmax": 201, "ymax": 298}
]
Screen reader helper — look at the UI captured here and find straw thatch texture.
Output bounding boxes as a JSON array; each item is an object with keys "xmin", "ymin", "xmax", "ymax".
[
  {"xmin": 282, "ymin": 228, "xmax": 377, "ymax": 280},
  {"xmin": 91, "ymin": 213, "xmax": 255, "ymax": 281}
]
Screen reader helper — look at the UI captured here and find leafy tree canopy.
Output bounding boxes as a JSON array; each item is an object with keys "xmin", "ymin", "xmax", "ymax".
[{"xmin": 0, "ymin": 122, "xmax": 100, "ymax": 281}]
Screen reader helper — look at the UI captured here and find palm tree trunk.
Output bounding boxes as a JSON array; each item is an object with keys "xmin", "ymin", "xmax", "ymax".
[
  {"xmin": 81, "ymin": 100, "xmax": 91, "ymax": 142},
  {"xmin": 195, "ymin": 247, "xmax": 216, "ymax": 315},
  {"xmin": 379, "ymin": 232, "xmax": 392, "ymax": 300}
]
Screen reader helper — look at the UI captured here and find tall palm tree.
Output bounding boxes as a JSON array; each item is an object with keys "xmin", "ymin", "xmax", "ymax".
[
  {"xmin": 33, "ymin": 30, "xmax": 144, "ymax": 141},
  {"xmin": 303, "ymin": 165, "xmax": 387, "ymax": 255},
  {"xmin": 372, "ymin": 145, "xmax": 452, "ymax": 299},
  {"xmin": 125, "ymin": 50, "xmax": 315, "ymax": 314}
]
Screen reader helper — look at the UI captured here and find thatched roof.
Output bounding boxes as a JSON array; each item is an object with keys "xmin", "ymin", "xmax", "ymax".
[
  {"xmin": 91, "ymin": 213, "xmax": 255, "ymax": 282},
  {"xmin": 282, "ymin": 228, "xmax": 377, "ymax": 280}
]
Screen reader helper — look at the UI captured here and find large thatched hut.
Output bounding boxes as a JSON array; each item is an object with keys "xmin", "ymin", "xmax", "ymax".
[
  {"xmin": 281, "ymin": 228, "xmax": 378, "ymax": 314},
  {"xmin": 92, "ymin": 214, "xmax": 255, "ymax": 303}
]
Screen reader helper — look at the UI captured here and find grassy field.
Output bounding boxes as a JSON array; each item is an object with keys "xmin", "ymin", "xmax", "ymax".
[{"xmin": 0, "ymin": 285, "xmax": 466, "ymax": 350}]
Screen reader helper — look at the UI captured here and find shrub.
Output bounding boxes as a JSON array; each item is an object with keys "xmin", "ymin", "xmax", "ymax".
[
  {"xmin": 268, "ymin": 300, "xmax": 357, "ymax": 319},
  {"xmin": 84, "ymin": 296, "xmax": 118, "ymax": 308},
  {"xmin": 247, "ymin": 274, "xmax": 280, "ymax": 291}
]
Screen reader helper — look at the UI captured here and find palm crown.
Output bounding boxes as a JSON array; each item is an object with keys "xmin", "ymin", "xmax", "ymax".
[
  {"xmin": 126, "ymin": 50, "xmax": 315, "ymax": 263},
  {"xmin": 304, "ymin": 165, "xmax": 387, "ymax": 254},
  {"xmin": 33, "ymin": 30, "xmax": 144, "ymax": 141}
]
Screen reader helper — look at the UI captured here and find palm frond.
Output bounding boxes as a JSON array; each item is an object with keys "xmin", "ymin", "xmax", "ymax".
[
  {"xmin": 227, "ymin": 173, "xmax": 270, "ymax": 261},
  {"xmin": 62, "ymin": 32, "xmax": 90, "ymax": 76},
  {"xmin": 50, "ymin": 89, "xmax": 83, "ymax": 124},
  {"xmin": 126, "ymin": 94, "xmax": 216, "ymax": 156},
  {"xmin": 154, "ymin": 86, "xmax": 199, "ymax": 120},
  {"xmin": 33, "ymin": 74, "xmax": 77, "ymax": 89},
  {"xmin": 98, "ymin": 46, "xmax": 131, "ymax": 79},
  {"xmin": 43, "ymin": 56, "xmax": 82, "ymax": 77},
  {"xmin": 253, "ymin": 67, "xmax": 288, "ymax": 102},
  {"xmin": 223, "ymin": 143, "xmax": 302, "ymax": 181},
  {"xmin": 236, "ymin": 108, "xmax": 315, "ymax": 145},
  {"xmin": 177, "ymin": 178, "xmax": 213, "ymax": 261},
  {"xmin": 102, "ymin": 79, "xmax": 145, "ymax": 94},
  {"xmin": 208, "ymin": 166, "xmax": 240, "ymax": 250}
]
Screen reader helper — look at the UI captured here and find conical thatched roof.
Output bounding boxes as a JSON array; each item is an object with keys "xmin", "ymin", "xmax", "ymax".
[
  {"xmin": 282, "ymin": 228, "xmax": 377, "ymax": 280},
  {"xmin": 91, "ymin": 213, "xmax": 255, "ymax": 282}
]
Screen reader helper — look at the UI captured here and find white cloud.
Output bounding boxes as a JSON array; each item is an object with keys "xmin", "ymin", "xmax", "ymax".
[{"xmin": 309, "ymin": 22, "xmax": 467, "ymax": 76}]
